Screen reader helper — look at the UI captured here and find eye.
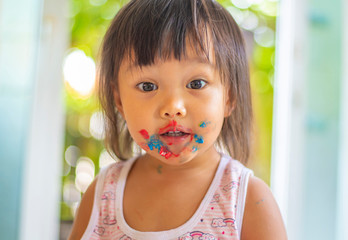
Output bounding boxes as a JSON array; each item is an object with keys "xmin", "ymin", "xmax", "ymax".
[
  {"xmin": 186, "ymin": 79, "xmax": 207, "ymax": 89},
  {"xmin": 136, "ymin": 82, "xmax": 158, "ymax": 92}
]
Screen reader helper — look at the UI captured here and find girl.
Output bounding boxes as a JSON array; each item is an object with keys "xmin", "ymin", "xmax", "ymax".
[{"xmin": 69, "ymin": 0, "xmax": 287, "ymax": 239}]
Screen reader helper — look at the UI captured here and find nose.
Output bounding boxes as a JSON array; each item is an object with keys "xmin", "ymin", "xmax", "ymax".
[{"xmin": 159, "ymin": 95, "xmax": 187, "ymax": 119}]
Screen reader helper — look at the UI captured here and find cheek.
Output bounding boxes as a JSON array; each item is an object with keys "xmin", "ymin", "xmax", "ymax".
[
  {"xmin": 196, "ymin": 101, "xmax": 224, "ymax": 133},
  {"xmin": 199, "ymin": 91, "xmax": 226, "ymax": 115},
  {"xmin": 139, "ymin": 129, "xmax": 150, "ymax": 139},
  {"xmin": 195, "ymin": 109, "xmax": 225, "ymax": 144},
  {"xmin": 122, "ymin": 114, "xmax": 148, "ymax": 146},
  {"xmin": 121, "ymin": 101, "xmax": 154, "ymax": 137},
  {"xmin": 197, "ymin": 121, "xmax": 215, "ymax": 135},
  {"xmin": 198, "ymin": 121, "xmax": 222, "ymax": 142}
]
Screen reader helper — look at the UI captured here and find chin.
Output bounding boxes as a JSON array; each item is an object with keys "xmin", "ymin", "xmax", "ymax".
[{"xmin": 156, "ymin": 150, "xmax": 198, "ymax": 165}]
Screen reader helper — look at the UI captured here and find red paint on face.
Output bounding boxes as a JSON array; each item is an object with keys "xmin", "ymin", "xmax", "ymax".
[
  {"xmin": 158, "ymin": 120, "xmax": 177, "ymax": 134},
  {"xmin": 139, "ymin": 129, "xmax": 149, "ymax": 139},
  {"xmin": 159, "ymin": 146, "xmax": 172, "ymax": 159},
  {"xmin": 159, "ymin": 146, "xmax": 180, "ymax": 159}
]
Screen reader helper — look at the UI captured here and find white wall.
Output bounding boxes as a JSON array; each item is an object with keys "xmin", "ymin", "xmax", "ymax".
[
  {"xmin": 19, "ymin": 0, "xmax": 68, "ymax": 238},
  {"xmin": 271, "ymin": 0, "xmax": 308, "ymax": 238},
  {"xmin": 272, "ymin": 0, "xmax": 345, "ymax": 239},
  {"xmin": 336, "ymin": 0, "xmax": 348, "ymax": 238},
  {"xmin": 0, "ymin": 0, "xmax": 45, "ymax": 238}
]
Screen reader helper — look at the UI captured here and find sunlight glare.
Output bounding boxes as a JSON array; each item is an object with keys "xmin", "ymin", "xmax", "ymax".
[
  {"xmin": 90, "ymin": 111, "xmax": 105, "ymax": 140},
  {"xmin": 63, "ymin": 49, "xmax": 96, "ymax": 96}
]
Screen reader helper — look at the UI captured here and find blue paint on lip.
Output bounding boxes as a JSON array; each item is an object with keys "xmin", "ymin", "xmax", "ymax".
[
  {"xmin": 192, "ymin": 146, "xmax": 198, "ymax": 152},
  {"xmin": 194, "ymin": 134, "xmax": 204, "ymax": 144}
]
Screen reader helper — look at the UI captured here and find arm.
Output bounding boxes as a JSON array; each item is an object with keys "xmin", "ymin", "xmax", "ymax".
[
  {"xmin": 68, "ymin": 176, "xmax": 97, "ymax": 240},
  {"xmin": 241, "ymin": 176, "xmax": 287, "ymax": 240}
]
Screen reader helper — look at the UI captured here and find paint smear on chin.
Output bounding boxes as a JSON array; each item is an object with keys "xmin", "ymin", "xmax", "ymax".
[
  {"xmin": 138, "ymin": 128, "xmax": 203, "ymax": 159},
  {"xmin": 138, "ymin": 129, "xmax": 177, "ymax": 159},
  {"xmin": 167, "ymin": 144, "xmax": 186, "ymax": 156}
]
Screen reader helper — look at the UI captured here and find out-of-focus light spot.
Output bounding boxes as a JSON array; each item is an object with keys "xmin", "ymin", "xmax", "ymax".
[
  {"xmin": 76, "ymin": 157, "xmax": 95, "ymax": 176},
  {"xmin": 75, "ymin": 172, "xmax": 94, "ymax": 193},
  {"xmin": 254, "ymin": 26, "xmax": 275, "ymax": 47},
  {"xmin": 75, "ymin": 157, "xmax": 95, "ymax": 193},
  {"xmin": 78, "ymin": 114, "xmax": 91, "ymax": 138},
  {"xmin": 258, "ymin": 1, "xmax": 278, "ymax": 16},
  {"xmin": 240, "ymin": 11, "xmax": 259, "ymax": 31},
  {"xmin": 68, "ymin": 2, "xmax": 81, "ymax": 18},
  {"xmin": 227, "ymin": 6, "xmax": 244, "ymax": 25},
  {"xmin": 249, "ymin": 0, "xmax": 264, "ymax": 5},
  {"xmin": 89, "ymin": 0, "xmax": 107, "ymax": 6},
  {"xmin": 90, "ymin": 111, "xmax": 105, "ymax": 140},
  {"xmin": 63, "ymin": 49, "xmax": 96, "ymax": 96},
  {"xmin": 65, "ymin": 145, "xmax": 80, "ymax": 167},
  {"xmin": 101, "ymin": 3, "xmax": 120, "ymax": 20},
  {"xmin": 62, "ymin": 162, "xmax": 71, "ymax": 176},
  {"xmin": 99, "ymin": 149, "xmax": 118, "ymax": 169},
  {"xmin": 231, "ymin": 0, "xmax": 253, "ymax": 9},
  {"xmin": 71, "ymin": 202, "xmax": 79, "ymax": 218},
  {"xmin": 63, "ymin": 182, "xmax": 81, "ymax": 204}
]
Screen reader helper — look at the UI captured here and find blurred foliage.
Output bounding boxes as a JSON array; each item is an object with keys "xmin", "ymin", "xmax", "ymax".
[{"xmin": 61, "ymin": 0, "xmax": 278, "ymax": 220}]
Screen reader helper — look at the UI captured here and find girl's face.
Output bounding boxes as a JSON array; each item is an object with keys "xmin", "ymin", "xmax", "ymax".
[{"xmin": 115, "ymin": 48, "xmax": 232, "ymax": 166}]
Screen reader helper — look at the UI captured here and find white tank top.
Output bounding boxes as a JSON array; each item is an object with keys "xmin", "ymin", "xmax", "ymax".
[{"xmin": 81, "ymin": 153, "xmax": 253, "ymax": 240}]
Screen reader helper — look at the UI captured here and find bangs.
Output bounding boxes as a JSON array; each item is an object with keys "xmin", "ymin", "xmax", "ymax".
[{"xmin": 117, "ymin": 0, "xmax": 217, "ymax": 67}]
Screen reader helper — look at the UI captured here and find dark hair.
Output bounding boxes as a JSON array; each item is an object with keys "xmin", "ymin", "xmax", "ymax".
[{"xmin": 98, "ymin": 0, "xmax": 252, "ymax": 163}]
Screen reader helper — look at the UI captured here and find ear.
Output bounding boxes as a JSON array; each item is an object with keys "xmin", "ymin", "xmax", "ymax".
[
  {"xmin": 224, "ymin": 100, "xmax": 235, "ymax": 117},
  {"xmin": 224, "ymin": 90, "xmax": 235, "ymax": 118},
  {"xmin": 112, "ymin": 85, "xmax": 125, "ymax": 118}
]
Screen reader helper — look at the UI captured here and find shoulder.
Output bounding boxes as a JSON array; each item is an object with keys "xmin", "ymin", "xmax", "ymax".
[
  {"xmin": 241, "ymin": 176, "xmax": 288, "ymax": 240},
  {"xmin": 68, "ymin": 176, "xmax": 97, "ymax": 240},
  {"xmin": 68, "ymin": 161, "xmax": 127, "ymax": 240}
]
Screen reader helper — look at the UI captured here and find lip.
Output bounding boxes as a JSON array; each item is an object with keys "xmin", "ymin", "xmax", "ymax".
[
  {"xmin": 158, "ymin": 120, "xmax": 192, "ymax": 135},
  {"xmin": 158, "ymin": 120, "xmax": 193, "ymax": 146}
]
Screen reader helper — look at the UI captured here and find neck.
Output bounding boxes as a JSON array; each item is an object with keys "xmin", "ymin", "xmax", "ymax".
[{"xmin": 136, "ymin": 147, "xmax": 221, "ymax": 179}]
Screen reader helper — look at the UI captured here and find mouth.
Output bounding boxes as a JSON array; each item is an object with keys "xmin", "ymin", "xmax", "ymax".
[
  {"xmin": 158, "ymin": 121, "xmax": 193, "ymax": 145},
  {"xmin": 160, "ymin": 131, "xmax": 190, "ymax": 137},
  {"xmin": 159, "ymin": 131, "xmax": 191, "ymax": 146}
]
